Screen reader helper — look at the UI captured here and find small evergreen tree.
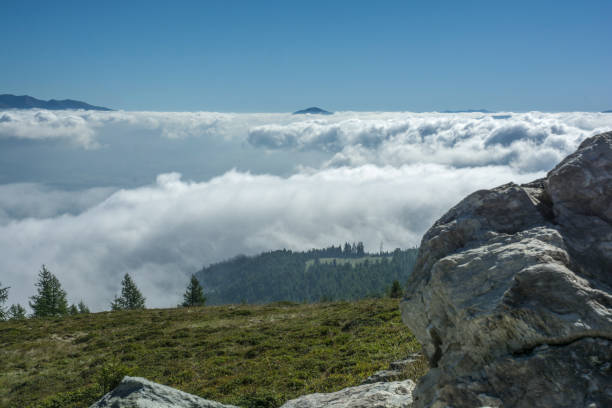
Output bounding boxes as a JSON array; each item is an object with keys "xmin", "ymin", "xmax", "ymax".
[
  {"xmin": 8, "ymin": 304, "xmax": 27, "ymax": 320},
  {"xmin": 389, "ymin": 280, "xmax": 403, "ymax": 298},
  {"xmin": 69, "ymin": 304, "xmax": 79, "ymax": 315},
  {"xmin": 77, "ymin": 300, "xmax": 90, "ymax": 314},
  {"xmin": 356, "ymin": 241, "xmax": 365, "ymax": 257},
  {"xmin": 29, "ymin": 265, "xmax": 69, "ymax": 317},
  {"xmin": 111, "ymin": 273, "xmax": 145, "ymax": 310},
  {"xmin": 182, "ymin": 274, "xmax": 206, "ymax": 307},
  {"xmin": 0, "ymin": 282, "xmax": 8, "ymax": 320}
]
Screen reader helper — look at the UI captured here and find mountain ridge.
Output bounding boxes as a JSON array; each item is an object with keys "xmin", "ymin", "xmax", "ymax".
[{"xmin": 0, "ymin": 94, "xmax": 111, "ymax": 111}]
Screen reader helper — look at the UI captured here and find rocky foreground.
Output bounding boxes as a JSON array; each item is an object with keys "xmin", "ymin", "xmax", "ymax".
[
  {"xmin": 90, "ymin": 132, "xmax": 611, "ymax": 407},
  {"xmin": 402, "ymin": 131, "xmax": 611, "ymax": 407}
]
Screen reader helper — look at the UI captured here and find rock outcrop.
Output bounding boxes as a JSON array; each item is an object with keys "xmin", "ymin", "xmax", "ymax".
[
  {"xmin": 280, "ymin": 379, "xmax": 416, "ymax": 408},
  {"xmin": 89, "ymin": 376, "xmax": 238, "ymax": 408},
  {"xmin": 401, "ymin": 132, "xmax": 612, "ymax": 407}
]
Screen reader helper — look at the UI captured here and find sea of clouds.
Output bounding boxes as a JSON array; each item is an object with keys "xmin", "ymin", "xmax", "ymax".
[{"xmin": 1, "ymin": 110, "xmax": 610, "ymax": 311}]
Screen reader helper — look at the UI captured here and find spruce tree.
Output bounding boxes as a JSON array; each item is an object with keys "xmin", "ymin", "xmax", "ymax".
[
  {"xmin": 69, "ymin": 304, "xmax": 79, "ymax": 315},
  {"xmin": 29, "ymin": 265, "xmax": 69, "ymax": 317},
  {"xmin": 111, "ymin": 273, "xmax": 145, "ymax": 310},
  {"xmin": 77, "ymin": 300, "xmax": 90, "ymax": 314},
  {"xmin": 182, "ymin": 274, "xmax": 206, "ymax": 307},
  {"xmin": 8, "ymin": 304, "xmax": 26, "ymax": 320},
  {"xmin": 0, "ymin": 282, "xmax": 8, "ymax": 320},
  {"xmin": 389, "ymin": 280, "xmax": 403, "ymax": 298}
]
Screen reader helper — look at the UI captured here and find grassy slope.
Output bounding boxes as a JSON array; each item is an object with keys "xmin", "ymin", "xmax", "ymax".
[
  {"xmin": 304, "ymin": 256, "xmax": 392, "ymax": 269},
  {"xmin": 0, "ymin": 299, "xmax": 427, "ymax": 408}
]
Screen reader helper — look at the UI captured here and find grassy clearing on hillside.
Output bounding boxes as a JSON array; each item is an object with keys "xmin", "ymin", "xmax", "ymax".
[
  {"xmin": 304, "ymin": 256, "xmax": 392, "ymax": 269},
  {"xmin": 0, "ymin": 298, "xmax": 427, "ymax": 408}
]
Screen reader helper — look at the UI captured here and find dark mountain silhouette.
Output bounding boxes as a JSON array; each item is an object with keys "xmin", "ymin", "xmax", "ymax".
[
  {"xmin": 602, "ymin": 110, "xmax": 612, "ymax": 113},
  {"xmin": 293, "ymin": 107, "xmax": 333, "ymax": 115},
  {"xmin": 0, "ymin": 94, "xmax": 111, "ymax": 111},
  {"xmin": 442, "ymin": 109, "xmax": 490, "ymax": 113}
]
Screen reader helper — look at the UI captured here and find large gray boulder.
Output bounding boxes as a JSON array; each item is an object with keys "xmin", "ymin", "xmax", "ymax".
[
  {"xmin": 401, "ymin": 132, "xmax": 612, "ymax": 408},
  {"xmin": 280, "ymin": 379, "xmax": 416, "ymax": 408},
  {"xmin": 89, "ymin": 376, "xmax": 238, "ymax": 408}
]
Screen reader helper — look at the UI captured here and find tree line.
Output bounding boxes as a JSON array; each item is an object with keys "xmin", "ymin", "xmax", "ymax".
[
  {"xmin": 1, "ymin": 243, "xmax": 416, "ymax": 319},
  {"xmin": 197, "ymin": 246, "xmax": 418, "ymax": 305},
  {"xmin": 0, "ymin": 266, "xmax": 206, "ymax": 321}
]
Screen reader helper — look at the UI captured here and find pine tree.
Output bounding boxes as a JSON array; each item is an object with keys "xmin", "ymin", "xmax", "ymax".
[
  {"xmin": 389, "ymin": 280, "xmax": 403, "ymax": 298},
  {"xmin": 29, "ymin": 265, "xmax": 69, "ymax": 317},
  {"xmin": 77, "ymin": 300, "xmax": 90, "ymax": 314},
  {"xmin": 111, "ymin": 273, "xmax": 145, "ymax": 310},
  {"xmin": 69, "ymin": 304, "xmax": 79, "ymax": 315},
  {"xmin": 0, "ymin": 282, "xmax": 8, "ymax": 320},
  {"xmin": 8, "ymin": 304, "xmax": 26, "ymax": 320},
  {"xmin": 356, "ymin": 242, "xmax": 365, "ymax": 257},
  {"xmin": 182, "ymin": 274, "xmax": 206, "ymax": 307}
]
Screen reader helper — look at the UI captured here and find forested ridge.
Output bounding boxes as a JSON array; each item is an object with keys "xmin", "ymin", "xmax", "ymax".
[{"xmin": 196, "ymin": 243, "xmax": 419, "ymax": 304}]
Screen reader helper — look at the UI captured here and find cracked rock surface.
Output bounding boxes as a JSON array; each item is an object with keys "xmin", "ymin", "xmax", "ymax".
[{"xmin": 401, "ymin": 132, "xmax": 612, "ymax": 408}]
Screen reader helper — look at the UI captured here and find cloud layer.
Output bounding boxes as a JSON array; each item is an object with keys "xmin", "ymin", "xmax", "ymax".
[
  {"xmin": 0, "ymin": 110, "xmax": 610, "ymax": 311},
  {"xmin": 0, "ymin": 165, "xmax": 540, "ymax": 311},
  {"xmin": 247, "ymin": 111, "xmax": 612, "ymax": 173}
]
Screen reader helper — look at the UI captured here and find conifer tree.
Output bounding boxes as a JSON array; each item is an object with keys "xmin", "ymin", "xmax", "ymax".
[
  {"xmin": 111, "ymin": 273, "xmax": 146, "ymax": 310},
  {"xmin": 29, "ymin": 265, "xmax": 69, "ymax": 317},
  {"xmin": 8, "ymin": 304, "xmax": 26, "ymax": 320},
  {"xmin": 389, "ymin": 280, "xmax": 403, "ymax": 298},
  {"xmin": 69, "ymin": 304, "xmax": 79, "ymax": 315},
  {"xmin": 0, "ymin": 282, "xmax": 8, "ymax": 320},
  {"xmin": 182, "ymin": 274, "xmax": 206, "ymax": 307},
  {"xmin": 77, "ymin": 300, "xmax": 90, "ymax": 314}
]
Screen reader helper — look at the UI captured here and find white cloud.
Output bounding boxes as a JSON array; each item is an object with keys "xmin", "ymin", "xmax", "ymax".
[
  {"xmin": 0, "ymin": 110, "xmax": 99, "ymax": 148},
  {"xmin": 0, "ymin": 109, "xmax": 289, "ymax": 148},
  {"xmin": 0, "ymin": 165, "xmax": 541, "ymax": 312},
  {"xmin": 248, "ymin": 111, "xmax": 612, "ymax": 172}
]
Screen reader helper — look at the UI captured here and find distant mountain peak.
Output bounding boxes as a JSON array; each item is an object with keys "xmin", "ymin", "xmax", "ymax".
[
  {"xmin": 0, "ymin": 94, "xmax": 111, "ymax": 111},
  {"xmin": 441, "ymin": 109, "xmax": 491, "ymax": 113},
  {"xmin": 293, "ymin": 107, "xmax": 333, "ymax": 115}
]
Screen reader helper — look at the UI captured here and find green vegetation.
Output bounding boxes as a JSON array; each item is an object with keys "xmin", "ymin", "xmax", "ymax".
[
  {"xmin": 7, "ymin": 304, "xmax": 26, "ymax": 321},
  {"xmin": 198, "ymin": 245, "xmax": 418, "ymax": 304},
  {"xmin": 110, "ymin": 273, "xmax": 146, "ymax": 310},
  {"xmin": 29, "ymin": 265, "xmax": 69, "ymax": 318},
  {"xmin": 389, "ymin": 280, "xmax": 403, "ymax": 298},
  {"xmin": 0, "ymin": 298, "xmax": 427, "ymax": 408},
  {"xmin": 305, "ymin": 256, "xmax": 392, "ymax": 269}
]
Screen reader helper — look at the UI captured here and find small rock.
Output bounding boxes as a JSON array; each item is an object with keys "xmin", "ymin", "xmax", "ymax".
[
  {"xmin": 362, "ymin": 354, "xmax": 421, "ymax": 384},
  {"xmin": 89, "ymin": 376, "xmax": 237, "ymax": 408},
  {"xmin": 280, "ymin": 380, "xmax": 416, "ymax": 408},
  {"xmin": 362, "ymin": 369, "xmax": 404, "ymax": 384}
]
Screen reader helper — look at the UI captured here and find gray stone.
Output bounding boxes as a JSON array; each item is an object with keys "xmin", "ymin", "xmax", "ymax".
[
  {"xmin": 401, "ymin": 132, "xmax": 612, "ymax": 408},
  {"xmin": 362, "ymin": 369, "xmax": 405, "ymax": 384},
  {"xmin": 361, "ymin": 355, "xmax": 421, "ymax": 384},
  {"xmin": 89, "ymin": 376, "xmax": 238, "ymax": 408},
  {"xmin": 280, "ymin": 380, "xmax": 416, "ymax": 408}
]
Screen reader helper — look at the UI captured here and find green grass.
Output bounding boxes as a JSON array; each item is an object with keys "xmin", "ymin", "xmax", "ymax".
[
  {"xmin": 0, "ymin": 298, "xmax": 427, "ymax": 408},
  {"xmin": 305, "ymin": 256, "xmax": 392, "ymax": 269}
]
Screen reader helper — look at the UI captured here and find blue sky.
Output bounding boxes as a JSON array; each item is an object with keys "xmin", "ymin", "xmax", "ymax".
[{"xmin": 2, "ymin": 0, "xmax": 611, "ymax": 111}]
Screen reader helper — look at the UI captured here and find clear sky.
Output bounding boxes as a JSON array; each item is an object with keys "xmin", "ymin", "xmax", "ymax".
[{"xmin": 2, "ymin": 0, "xmax": 611, "ymax": 112}]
